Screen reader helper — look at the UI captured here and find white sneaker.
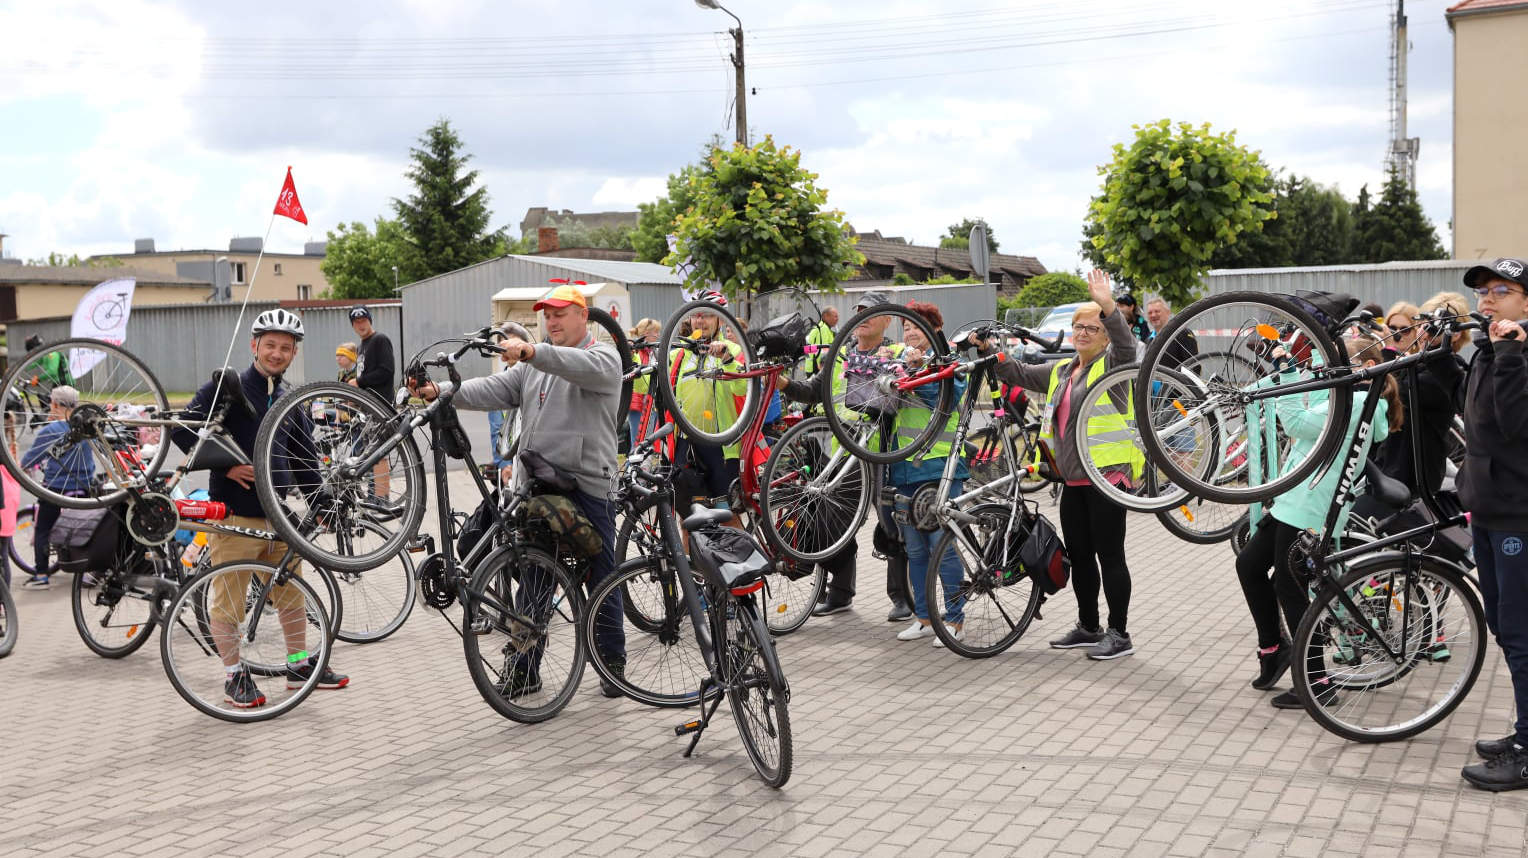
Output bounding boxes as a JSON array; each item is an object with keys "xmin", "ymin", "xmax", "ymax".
[
  {"xmin": 896, "ymin": 621, "xmax": 934, "ymax": 641},
  {"xmin": 933, "ymin": 627, "xmax": 964, "ymax": 648}
]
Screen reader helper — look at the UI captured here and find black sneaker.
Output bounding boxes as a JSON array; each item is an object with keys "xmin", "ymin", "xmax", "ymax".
[
  {"xmin": 600, "ymin": 659, "xmax": 625, "ymax": 699},
  {"xmin": 286, "ymin": 657, "xmax": 350, "ymax": 690},
  {"xmin": 1463, "ymin": 745, "xmax": 1528, "ymax": 792},
  {"xmin": 1050, "ymin": 623, "xmax": 1104, "ymax": 649},
  {"xmin": 1272, "ymin": 682, "xmax": 1338, "ymax": 710},
  {"xmin": 508, "ymin": 669, "xmax": 542, "ymax": 698},
  {"xmin": 1252, "ymin": 640, "xmax": 1292, "ymax": 690},
  {"xmin": 225, "ymin": 668, "xmax": 267, "ymax": 709},
  {"xmin": 1476, "ymin": 734, "xmax": 1519, "ymax": 760},
  {"xmin": 362, "ymin": 496, "xmax": 405, "ymax": 522},
  {"xmin": 812, "ymin": 600, "xmax": 853, "ymax": 617},
  {"xmin": 886, "ymin": 600, "xmax": 913, "ymax": 622},
  {"xmin": 1087, "ymin": 629, "xmax": 1134, "ymax": 661}
]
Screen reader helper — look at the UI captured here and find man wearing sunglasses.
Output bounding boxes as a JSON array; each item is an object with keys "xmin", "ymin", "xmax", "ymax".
[{"xmin": 1457, "ymin": 257, "xmax": 1528, "ymax": 791}]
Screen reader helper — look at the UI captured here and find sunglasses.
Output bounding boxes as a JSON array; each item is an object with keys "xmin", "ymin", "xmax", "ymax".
[{"xmin": 1474, "ymin": 284, "xmax": 1526, "ymax": 298}]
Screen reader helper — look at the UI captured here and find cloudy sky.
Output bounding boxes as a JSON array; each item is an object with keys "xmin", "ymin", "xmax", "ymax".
[{"xmin": 0, "ymin": 0, "xmax": 1459, "ymax": 272}]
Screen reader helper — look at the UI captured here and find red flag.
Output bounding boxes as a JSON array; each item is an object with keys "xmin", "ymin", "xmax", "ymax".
[{"xmin": 273, "ymin": 166, "xmax": 308, "ymax": 225}]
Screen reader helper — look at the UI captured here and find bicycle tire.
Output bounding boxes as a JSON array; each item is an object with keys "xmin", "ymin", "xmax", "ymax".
[
  {"xmin": 254, "ymin": 381, "xmax": 427, "ymax": 574},
  {"xmin": 584, "ymin": 556, "xmax": 708, "ymax": 708},
  {"xmin": 1072, "ymin": 363, "xmax": 1204, "ymax": 513},
  {"xmin": 926, "ymin": 503, "xmax": 1042, "ymax": 658},
  {"xmin": 1291, "ymin": 554, "xmax": 1485, "ymax": 743},
  {"xmin": 758, "ymin": 416, "xmax": 871, "ymax": 563},
  {"xmin": 653, "ymin": 298, "xmax": 761, "ymax": 447},
  {"xmin": 10, "ymin": 506, "xmax": 36, "ymax": 575},
  {"xmin": 332, "ymin": 518, "xmax": 418, "ymax": 644},
  {"xmin": 159, "ymin": 561, "xmax": 334, "ymax": 723},
  {"xmin": 1135, "ymin": 291, "xmax": 1351, "ymax": 505},
  {"xmin": 0, "ymin": 579, "xmax": 15, "ymax": 658},
  {"xmin": 0, "ymin": 339, "xmax": 172, "ymax": 510},
  {"xmin": 584, "ymin": 307, "xmax": 638, "ymax": 451},
  {"xmin": 1156, "ymin": 499, "xmax": 1247, "ymax": 545},
  {"xmin": 615, "ymin": 496, "xmax": 666, "ymax": 633},
  {"xmin": 723, "ymin": 594, "xmax": 793, "ymax": 788},
  {"xmin": 239, "ymin": 564, "xmax": 342, "ymax": 677},
  {"xmin": 71, "ymin": 547, "xmax": 160, "ymax": 659},
  {"xmin": 462, "ymin": 543, "xmax": 585, "ymax": 724},
  {"xmin": 819, "ymin": 304, "xmax": 954, "ymax": 465},
  {"xmin": 763, "ymin": 563, "xmax": 825, "ymax": 636}
]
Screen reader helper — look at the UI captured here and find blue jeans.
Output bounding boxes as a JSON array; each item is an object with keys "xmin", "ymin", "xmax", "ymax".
[
  {"xmin": 898, "ymin": 481, "xmax": 964, "ymax": 625},
  {"xmin": 1474, "ymin": 525, "xmax": 1528, "ymax": 746}
]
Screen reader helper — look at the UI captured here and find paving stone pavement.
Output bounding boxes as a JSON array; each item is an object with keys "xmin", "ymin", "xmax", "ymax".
[{"xmin": 3, "ymin": 472, "xmax": 1527, "ymax": 858}]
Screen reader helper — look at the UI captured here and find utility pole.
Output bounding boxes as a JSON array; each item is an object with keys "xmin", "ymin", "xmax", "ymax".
[
  {"xmin": 1386, "ymin": 0, "xmax": 1419, "ymax": 187},
  {"xmin": 696, "ymin": 1, "xmax": 747, "ymax": 146}
]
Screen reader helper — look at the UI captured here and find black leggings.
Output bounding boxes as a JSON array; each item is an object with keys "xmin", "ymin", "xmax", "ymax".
[
  {"xmin": 1234, "ymin": 518, "xmax": 1308, "ymax": 649},
  {"xmin": 1058, "ymin": 484, "xmax": 1131, "ymax": 634}
]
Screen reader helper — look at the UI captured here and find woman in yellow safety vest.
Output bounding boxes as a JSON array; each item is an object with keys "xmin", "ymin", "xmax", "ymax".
[
  {"xmin": 989, "ymin": 269, "xmax": 1142, "ymax": 661},
  {"xmin": 669, "ymin": 294, "xmax": 745, "ymax": 514},
  {"xmin": 627, "ymin": 317, "xmax": 661, "ymax": 448}
]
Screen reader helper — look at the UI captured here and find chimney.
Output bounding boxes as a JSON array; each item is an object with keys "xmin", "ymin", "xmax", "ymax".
[
  {"xmin": 537, "ymin": 227, "xmax": 559, "ymax": 254},
  {"xmin": 134, "ymin": 238, "xmax": 155, "ymax": 254}
]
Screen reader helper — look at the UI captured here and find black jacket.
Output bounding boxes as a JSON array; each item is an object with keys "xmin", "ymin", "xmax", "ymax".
[
  {"xmin": 357, "ymin": 332, "xmax": 396, "ymax": 404},
  {"xmin": 1376, "ymin": 345, "xmax": 1462, "ymax": 496},
  {"xmin": 1456, "ymin": 333, "xmax": 1528, "ymax": 531}
]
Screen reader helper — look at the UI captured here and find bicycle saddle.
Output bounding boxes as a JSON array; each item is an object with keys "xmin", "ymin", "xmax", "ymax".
[
  {"xmin": 211, "ymin": 368, "xmax": 257, "ymax": 419},
  {"xmin": 682, "ymin": 504, "xmax": 734, "ymax": 532},
  {"xmin": 1362, "ymin": 459, "xmax": 1413, "ymax": 510}
]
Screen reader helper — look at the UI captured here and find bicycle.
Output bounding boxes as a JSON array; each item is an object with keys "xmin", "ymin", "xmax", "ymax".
[
  {"xmin": 584, "ymin": 422, "xmax": 792, "ymax": 787},
  {"xmin": 0, "ymin": 573, "xmax": 15, "ymax": 658}
]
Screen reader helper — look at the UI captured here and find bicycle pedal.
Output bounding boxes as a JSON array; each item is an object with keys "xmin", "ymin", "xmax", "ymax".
[{"xmin": 674, "ymin": 718, "xmax": 704, "ymax": 737}]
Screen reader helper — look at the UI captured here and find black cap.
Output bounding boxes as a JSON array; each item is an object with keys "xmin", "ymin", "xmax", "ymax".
[
  {"xmin": 1464, "ymin": 258, "xmax": 1528, "ymax": 289},
  {"xmin": 855, "ymin": 290, "xmax": 892, "ymax": 309},
  {"xmin": 1115, "ymin": 292, "xmax": 1138, "ymax": 306},
  {"xmin": 348, "ymin": 305, "xmax": 373, "ymax": 321}
]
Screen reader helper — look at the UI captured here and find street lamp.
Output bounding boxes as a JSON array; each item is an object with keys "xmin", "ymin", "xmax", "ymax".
[
  {"xmin": 391, "ymin": 265, "xmax": 399, "ymax": 294},
  {"xmin": 695, "ymin": 0, "xmax": 747, "ymax": 146}
]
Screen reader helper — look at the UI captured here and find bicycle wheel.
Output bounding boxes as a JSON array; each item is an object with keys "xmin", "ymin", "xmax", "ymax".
[
  {"xmin": 0, "ymin": 580, "xmax": 15, "ymax": 658},
  {"xmin": 582, "ymin": 306, "xmax": 638, "ymax": 451},
  {"xmin": 462, "ymin": 544, "xmax": 585, "ymax": 723},
  {"xmin": 0, "ymin": 339, "xmax": 171, "ymax": 509},
  {"xmin": 654, "ymin": 298, "xmax": 761, "ymax": 447},
  {"xmin": 615, "ymin": 496, "xmax": 667, "ymax": 632},
  {"xmin": 584, "ymin": 557, "xmax": 708, "ymax": 708},
  {"xmin": 1156, "ymin": 499, "xmax": 1247, "ymax": 545},
  {"xmin": 4, "ymin": 385, "xmax": 44, "ymax": 457},
  {"xmin": 72, "ymin": 544, "xmax": 161, "ymax": 658},
  {"xmin": 332, "ymin": 518, "xmax": 418, "ymax": 644},
  {"xmin": 758, "ymin": 416, "xmax": 871, "ymax": 563},
  {"xmin": 926, "ymin": 503, "xmax": 1043, "ymax": 657},
  {"xmin": 819, "ymin": 304, "xmax": 954, "ymax": 464},
  {"xmin": 160, "ymin": 561, "xmax": 333, "ymax": 723},
  {"xmin": 762, "ymin": 562, "xmax": 825, "ymax": 636},
  {"xmin": 722, "ymin": 594, "xmax": 793, "ymax": 788},
  {"xmin": 1072, "ymin": 364, "xmax": 1204, "ymax": 512},
  {"xmin": 1136, "ymin": 291, "xmax": 1350, "ymax": 505},
  {"xmin": 11, "ymin": 506, "xmax": 37, "ymax": 575},
  {"xmin": 1291, "ymin": 554, "xmax": 1485, "ymax": 743},
  {"xmin": 254, "ymin": 382, "xmax": 426, "ymax": 573}
]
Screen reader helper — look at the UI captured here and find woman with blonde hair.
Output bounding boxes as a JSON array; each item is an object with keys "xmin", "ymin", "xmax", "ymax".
[{"xmin": 1385, "ymin": 301, "xmax": 1423, "ymax": 354}]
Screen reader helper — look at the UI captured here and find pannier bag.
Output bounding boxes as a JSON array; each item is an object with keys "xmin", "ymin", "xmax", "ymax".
[
  {"xmin": 747, "ymin": 312, "xmax": 811, "ymax": 361},
  {"xmin": 1019, "ymin": 510, "xmax": 1071, "ymax": 594},
  {"xmin": 689, "ymin": 527, "xmax": 771, "ymax": 590},
  {"xmin": 50, "ymin": 505, "xmax": 120, "ymax": 575},
  {"xmin": 456, "ymin": 490, "xmax": 502, "ymax": 559},
  {"xmin": 524, "ymin": 494, "xmax": 602, "ymax": 558}
]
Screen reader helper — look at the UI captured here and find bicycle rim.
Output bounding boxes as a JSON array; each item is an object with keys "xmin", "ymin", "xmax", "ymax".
[
  {"xmin": 654, "ymin": 298, "xmax": 761, "ymax": 446},
  {"xmin": 0, "ymin": 339, "xmax": 171, "ymax": 509},
  {"xmin": 763, "ymin": 564, "xmax": 825, "ymax": 636},
  {"xmin": 462, "ymin": 545, "xmax": 585, "ymax": 723},
  {"xmin": 615, "ymin": 497, "xmax": 667, "ymax": 632},
  {"xmin": 254, "ymin": 381, "xmax": 426, "ymax": 573},
  {"xmin": 819, "ymin": 304, "xmax": 953, "ymax": 464},
  {"xmin": 332, "ymin": 518, "xmax": 418, "ymax": 644},
  {"xmin": 1156, "ymin": 497, "xmax": 1247, "ymax": 545},
  {"xmin": 584, "ymin": 557, "xmax": 708, "ymax": 708},
  {"xmin": 11, "ymin": 508, "xmax": 37, "ymax": 575},
  {"xmin": 723, "ymin": 597, "xmax": 792, "ymax": 788},
  {"xmin": 159, "ymin": 562, "xmax": 332, "ymax": 723},
  {"xmin": 759, "ymin": 416, "xmax": 871, "ymax": 563},
  {"xmin": 1292, "ymin": 556, "xmax": 1485, "ymax": 742},
  {"xmin": 72, "ymin": 552, "xmax": 159, "ymax": 658},
  {"xmin": 927, "ymin": 504, "xmax": 1040, "ymax": 657},
  {"xmin": 0, "ymin": 581, "xmax": 15, "ymax": 658},
  {"xmin": 1073, "ymin": 363, "xmax": 1199, "ymax": 512}
]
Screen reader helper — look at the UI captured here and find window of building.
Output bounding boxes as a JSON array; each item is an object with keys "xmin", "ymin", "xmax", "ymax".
[
  {"xmin": 273, "ymin": 263, "xmax": 283, "ymax": 275},
  {"xmin": 231, "ymin": 262, "xmax": 247, "ymax": 284},
  {"xmin": 297, "ymin": 284, "xmax": 312, "ymax": 300}
]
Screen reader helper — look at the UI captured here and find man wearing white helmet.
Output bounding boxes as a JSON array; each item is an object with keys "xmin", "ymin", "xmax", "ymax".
[{"xmin": 170, "ymin": 308, "xmax": 349, "ymax": 709}]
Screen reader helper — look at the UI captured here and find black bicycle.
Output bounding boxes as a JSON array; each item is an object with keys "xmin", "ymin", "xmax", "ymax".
[
  {"xmin": 584, "ymin": 422, "xmax": 792, "ymax": 788},
  {"xmin": 0, "ymin": 574, "xmax": 15, "ymax": 658}
]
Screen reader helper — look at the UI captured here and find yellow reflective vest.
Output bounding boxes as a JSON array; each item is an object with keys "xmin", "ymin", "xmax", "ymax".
[{"xmin": 1037, "ymin": 357, "xmax": 1144, "ymax": 482}]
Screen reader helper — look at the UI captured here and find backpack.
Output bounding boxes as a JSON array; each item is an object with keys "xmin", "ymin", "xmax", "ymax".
[
  {"xmin": 1018, "ymin": 509, "xmax": 1070, "ymax": 594},
  {"xmin": 747, "ymin": 312, "xmax": 811, "ymax": 361},
  {"xmin": 50, "ymin": 505, "xmax": 121, "ymax": 575}
]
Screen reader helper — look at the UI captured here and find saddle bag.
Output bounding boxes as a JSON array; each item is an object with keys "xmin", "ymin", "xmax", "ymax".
[
  {"xmin": 51, "ymin": 505, "xmax": 121, "ymax": 575},
  {"xmin": 689, "ymin": 527, "xmax": 772, "ymax": 591},
  {"xmin": 1019, "ymin": 510, "xmax": 1071, "ymax": 594}
]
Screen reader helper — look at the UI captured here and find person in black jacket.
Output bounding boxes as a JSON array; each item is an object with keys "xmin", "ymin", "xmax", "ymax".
[
  {"xmin": 1369, "ymin": 307, "xmax": 1461, "ymax": 498},
  {"xmin": 348, "ymin": 305, "xmax": 397, "ymax": 511},
  {"xmin": 1455, "ymin": 258, "xmax": 1528, "ymax": 791}
]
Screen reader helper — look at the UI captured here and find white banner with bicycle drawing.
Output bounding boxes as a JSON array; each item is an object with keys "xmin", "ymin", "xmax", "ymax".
[{"xmin": 70, "ymin": 277, "xmax": 136, "ymax": 377}]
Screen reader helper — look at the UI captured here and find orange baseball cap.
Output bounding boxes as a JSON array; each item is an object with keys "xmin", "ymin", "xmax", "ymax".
[{"xmin": 534, "ymin": 284, "xmax": 587, "ymax": 312}]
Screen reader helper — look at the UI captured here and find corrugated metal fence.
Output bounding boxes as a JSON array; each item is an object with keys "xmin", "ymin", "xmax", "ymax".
[
  {"xmin": 6, "ymin": 302, "xmax": 402, "ymax": 393},
  {"xmin": 1205, "ymin": 261, "xmax": 1476, "ymax": 311},
  {"xmin": 629, "ymin": 282, "xmax": 1000, "ymax": 334}
]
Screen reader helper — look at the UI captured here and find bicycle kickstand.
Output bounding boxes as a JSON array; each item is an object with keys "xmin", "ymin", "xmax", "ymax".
[{"xmin": 675, "ymin": 677, "xmax": 722, "ymax": 757}]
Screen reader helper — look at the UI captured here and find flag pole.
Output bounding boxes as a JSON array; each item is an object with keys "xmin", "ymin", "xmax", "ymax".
[{"xmin": 206, "ymin": 209, "xmax": 277, "ymax": 413}]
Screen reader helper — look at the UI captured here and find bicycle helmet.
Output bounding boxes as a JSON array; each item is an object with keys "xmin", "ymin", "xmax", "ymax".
[
  {"xmin": 697, "ymin": 290, "xmax": 729, "ymax": 307},
  {"xmin": 348, "ymin": 305, "xmax": 373, "ymax": 322},
  {"xmin": 251, "ymin": 308, "xmax": 305, "ymax": 341}
]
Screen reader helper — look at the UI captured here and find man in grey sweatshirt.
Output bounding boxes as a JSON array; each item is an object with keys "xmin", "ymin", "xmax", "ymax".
[{"xmin": 412, "ymin": 284, "xmax": 625, "ymax": 694}]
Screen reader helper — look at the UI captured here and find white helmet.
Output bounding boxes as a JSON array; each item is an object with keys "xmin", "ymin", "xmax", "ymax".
[{"xmin": 251, "ymin": 308, "xmax": 305, "ymax": 341}]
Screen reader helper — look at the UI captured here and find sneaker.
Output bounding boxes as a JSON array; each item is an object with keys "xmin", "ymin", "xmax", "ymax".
[
  {"xmin": 1463, "ymin": 745, "xmax": 1528, "ymax": 792},
  {"xmin": 932, "ymin": 627, "xmax": 963, "ymax": 649},
  {"xmin": 1049, "ymin": 623, "xmax": 1104, "ymax": 649},
  {"xmin": 224, "ymin": 668, "xmax": 267, "ymax": 709},
  {"xmin": 1087, "ymin": 629, "xmax": 1134, "ymax": 661},
  {"xmin": 811, "ymin": 599, "xmax": 853, "ymax": 617},
  {"xmin": 20, "ymin": 575, "xmax": 50, "ymax": 590},
  {"xmin": 1476, "ymin": 734, "xmax": 1519, "ymax": 760},
  {"xmin": 1272, "ymin": 681, "xmax": 1338, "ymax": 710},
  {"xmin": 362, "ymin": 496, "xmax": 404, "ymax": 522},
  {"xmin": 600, "ymin": 659, "xmax": 625, "ymax": 699},
  {"xmin": 508, "ymin": 669, "xmax": 543, "ymax": 698},
  {"xmin": 886, "ymin": 600, "xmax": 913, "ymax": 622},
  {"xmin": 287, "ymin": 656, "xmax": 350, "ymax": 690},
  {"xmin": 896, "ymin": 621, "xmax": 934, "ymax": 641},
  {"xmin": 1251, "ymin": 640, "xmax": 1292, "ymax": 690}
]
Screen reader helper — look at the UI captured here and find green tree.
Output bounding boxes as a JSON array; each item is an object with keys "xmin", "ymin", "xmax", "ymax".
[
  {"xmin": 668, "ymin": 137, "xmax": 863, "ymax": 300},
  {"xmin": 1209, "ymin": 174, "xmax": 1356, "ymax": 269},
  {"xmin": 320, "ymin": 218, "xmax": 420, "ymax": 299},
  {"xmin": 1085, "ymin": 119, "xmax": 1275, "ymax": 306},
  {"xmin": 392, "ymin": 118, "xmax": 505, "ymax": 280},
  {"xmin": 1351, "ymin": 168, "xmax": 1447, "ymax": 263},
  {"xmin": 543, "ymin": 217, "xmax": 634, "ymax": 251},
  {"xmin": 1015, "ymin": 272, "xmax": 1089, "ymax": 308},
  {"xmin": 938, "ymin": 218, "xmax": 999, "ymax": 253},
  {"xmin": 25, "ymin": 252, "xmax": 123, "ymax": 267},
  {"xmin": 633, "ymin": 164, "xmax": 708, "ymax": 263}
]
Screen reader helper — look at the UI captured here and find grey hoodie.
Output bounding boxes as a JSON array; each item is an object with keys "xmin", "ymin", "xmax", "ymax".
[{"xmin": 445, "ymin": 332, "xmax": 621, "ymax": 497}]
